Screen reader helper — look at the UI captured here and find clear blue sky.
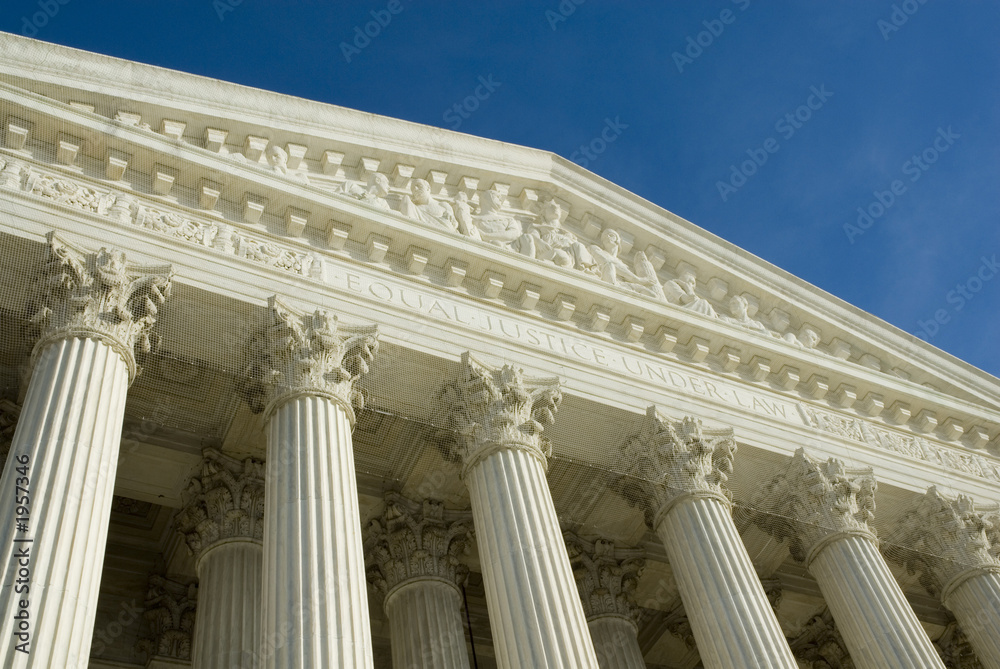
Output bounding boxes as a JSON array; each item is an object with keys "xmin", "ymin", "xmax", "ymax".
[{"xmin": 4, "ymin": 1, "xmax": 998, "ymax": 376}]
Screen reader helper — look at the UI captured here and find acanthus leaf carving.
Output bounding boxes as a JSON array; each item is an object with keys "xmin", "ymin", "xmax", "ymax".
[
  {"xmin": 28, "ymin": 231, "xmax": 172, "ymax": 381},
  {"xmin": 564, "ymin": 532, "xmax": 645, "ymax": 624},
  {"xmin": 245, "ymin": 296, "xmax": 378, "ymax": 419},
  {"xmin": 887, "ymin": 487, "xmax": 1000, "ymax": 598},
  {"xmin": 789, "ymin": 608, "xmax": 855, "ymax": 669},
  {"xmin": 613, "ymin": 406, "xmax": 736, "ymax": 529},
  {"xmin": 176, "ymin": 448, "xmax": 266, "ymax": 562},
  {"xmin": 364, "ymin": 493, "xmax": 472, "ymax": 600},
  {"xmin": 438, "ymin": 351, "xmax": 561, "ymax": 473},
  {"xmin": 753, "ymin": 448, "xmax": 876, "ymax": 563},
  {"xmin": 137, "ymin": 574, "xmax": 197, "ymax": 662}
]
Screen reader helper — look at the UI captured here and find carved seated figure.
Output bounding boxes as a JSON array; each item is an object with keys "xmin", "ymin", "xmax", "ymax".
[
  {"xmin": 400, "ymin": 178, "xmax": 458, "ymax": 231},
  {"xmin": 724, "ymin": 295, "xmax": 768, "ymax": 334},
  {"xmin": 589, "ymin": 228, "xmax": 665, "ymax": 301},
  {"xmin": 460, "ymin": 187, "xmax": 522, "ymax": 249},
  {"xmin": 519, "ymin": 196, "xmax": 593, "ymax": 270},
  {"xmin": 783, "ymin": 324, "xmax": 821, "ymax": 349},
  {"xmin": 342, "ymin": 172, "xmax": 392, "ymax": 211},
  {"xmin": 663, "ymin": 270, "xmax": 717, "ymax": 317}
]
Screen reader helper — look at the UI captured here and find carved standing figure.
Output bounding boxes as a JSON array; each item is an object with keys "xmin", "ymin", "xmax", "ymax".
[
  {"xmin": 466, "ymin": 186, "xmax": 522, "ymax": 249},
  {"xmin": 519, "ymin": 195, "xmax": 594, "ymax": 270}
]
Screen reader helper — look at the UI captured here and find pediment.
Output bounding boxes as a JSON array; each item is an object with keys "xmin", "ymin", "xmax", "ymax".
[{"xmin": 1, "ymin": 34, "xmax": 998, "ymax": 462}]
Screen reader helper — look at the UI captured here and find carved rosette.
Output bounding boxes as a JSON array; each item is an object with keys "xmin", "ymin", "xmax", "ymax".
[
  {"xmin": 754, "ymin": 449, "xmax": 876, "ymax": 564},
  {"xmin": 889, "ymin": 487, "xmax": 1000, "ymax": 598},
  {"xmin": 137, "ymin": 575, "xmax": 197, "ymax": 661},
  {"xmin": 789, "ymin": 608, "xmax": 855, "ymax": 669},
  {"xmin": 364, "ymin": 493, "xmax": 472, "ymax": 602},
  {"xmin": 176, "ymin": 449, "xmax": 266, "ymax": 564},
  {"xmin": 246, "ymin": 295, "xmax": 378, "ymax": 422},
  {"xmin": 615, "ymin": 405, "xmax": 736, "ymax": 528},
  {"xmin": 28, "ymin": 231, "xmax": 172, "ymax": 382},
  {"xmin": 438, "ymin": 351, "xmax": 562, "ymax": 474},
  {"xmin": 564, "ymin": 533, "xmax": 645, "ymax": 626}
]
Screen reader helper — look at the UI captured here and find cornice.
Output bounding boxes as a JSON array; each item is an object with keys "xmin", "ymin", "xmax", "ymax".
[{"xmin": 2, "ymin": 34, "xmax": 995, "ymax": 411}]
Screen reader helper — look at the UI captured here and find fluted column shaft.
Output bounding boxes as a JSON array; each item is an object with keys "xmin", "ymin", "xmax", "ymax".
[
  {"xmin": 262, "ymin": 395, "xmax": 373, "ymax": 669},
  {"xmin": 809, "ymin": 534, "xmax": 944, "ymax": 668},
  {"xmin": 942, "ymin": 569, "xmax": 1000, "ymax": 669},
  {"xmin": 193, "ymin": 540, "xmax": 263, "ymax": 669},
  {"xmin": 384, "ymin": 578, "xmax": 470, "ymax": 669},
  {"xmin": 656, "ymin": 494, "xmax": 796, "ymax": 669},
  {"xmin": 0, "ymin": 336, "xmax": 129, "ymax": 669},
  {"xmin": 467, "ymin": 447, "xmax": 599, "ymax": 668},
  {"xmin": 589, "ymin": 616, "xmax": 645, "ymax": 669}
]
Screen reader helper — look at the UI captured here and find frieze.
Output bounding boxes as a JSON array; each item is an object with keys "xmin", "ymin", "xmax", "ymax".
[{"xmin": 2, "ymin": 158, "xmax": 999, "ymax": 484}]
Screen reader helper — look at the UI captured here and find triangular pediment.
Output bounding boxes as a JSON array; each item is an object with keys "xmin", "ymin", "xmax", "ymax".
[{"xmin": 1, "ymin": 33, "xmax": 998, "ymax": 462}]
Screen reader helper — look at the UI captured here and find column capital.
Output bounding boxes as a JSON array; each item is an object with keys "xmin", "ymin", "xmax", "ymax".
[
  {"xmin": 246, "ymin": 295, "xmax": 378, "ymax": 422},
  {"xmin": 137, "ymin": 574, "xmax": 198, "ymax": 663},
  {"xmin": 788, "ymin": 608, "xmax": 852, "ymax": 668},
  {"xmin": 364, "ymin": 493, "xmax": 473, "ymax": 603},
  {"xmin": 564, "ymin": 532, "xmax": 645, "ymax": 625},
  {"xmin": 29, "ymin": 231, "xmax": 172, "ymax": 383},
  {"xmin": 176, "ymin": 448, "xmax": 266, "ymax": 565},
  {"xmin": 935, "ymin": 621, "xmax": 979, "ymax": 668},
  {"xmin": 615, "ymin": 406, "xmax": 736, "ymax": 528},
  {"xmin": 439, "ymin": 351, "xmax": 561, "ymax": 473},
  {"xmin": 889, "ymin": 487, "xmax": 1000, "ymax": 599},
  {"xmin": 756, "ymin": 448, "xmax": 877, "ymax": 564}
]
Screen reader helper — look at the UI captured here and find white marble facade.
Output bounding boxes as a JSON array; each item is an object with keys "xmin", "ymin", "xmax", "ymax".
[{"xmin": 0, "ymin": 34, "xmax": 999, "ymax": 669}]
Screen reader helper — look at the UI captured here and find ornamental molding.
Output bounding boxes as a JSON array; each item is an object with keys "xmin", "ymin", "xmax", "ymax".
[
  {"xmin": 26, "ymin": 230, "xmax": 172, "ymax": 382},
  {"xmin": 887, "ymin": 487, "xmax": 1000, "ymax": 598},
  {"xmin": 176, "ymin": 448, "xmax": 266, "ymax": 564},
  {"xmin": 364, "ymin": 493, "xmax": 472, "ymax": 602},
  {"xmin": 564, "ymin": 533, "xmax": 645, "ymax": 624},
  {"xmin": 437, "ymin": 351, "xmax": 561, "ymax": 473},
  {"xmin": 137, "ymin": 574, "xmax": 197, "ymax": 662},
  {"xmin": 244, "ymin": 296, "xmax": 378, "ymax": 422},
  {"xmin": 613, "ymin": 406, "xmax": 737, "ymax": 529},
  {"xmin": 4, "ymin": 159, "xmax": 1000, "ymax": 487},
  {"xmin": 753, "ymin": 448, "xmax": 877, "ymax": 564},
  {"xmin": 2, "ymin": 149, "xmax": 999, "ymax": 461}
]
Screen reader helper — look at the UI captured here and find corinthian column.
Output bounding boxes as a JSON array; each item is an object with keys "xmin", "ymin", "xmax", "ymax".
[
  {"xmin": 365, "ymin": 493, "xmax": 473, "ymax": 669},
  {"xmin": 176, "ymin": 449, "xmax": 265, "ymax": 669},
  {"xmin": 0, "ymin": 232, "xmax": 171, "ymax": 669},
  {"xmin": 889, "ymin": 487, "xmax": 1000, "ymax": 669},
  {"xmin": 440, "ymin": 352, "xmax": 599, "ymax": 668},
  {"xmin": 565, "ymin": 534, "xmax": 647, "ymax": 669},
  {"xmin": 756, "ymin": 449, "xmax": 944, "ymax": 669},
  {"xmin": 616, "ymin": 406, "xmax": 797, "ymax": 669},
  {"xmin": 248, "ymin": 296, "xmax": 378, "ymax": 669}
]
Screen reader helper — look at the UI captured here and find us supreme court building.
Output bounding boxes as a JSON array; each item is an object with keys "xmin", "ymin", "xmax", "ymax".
[{"xmin": 1, "ymin": 34, "xmax": 1000, "ymax": 669}]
